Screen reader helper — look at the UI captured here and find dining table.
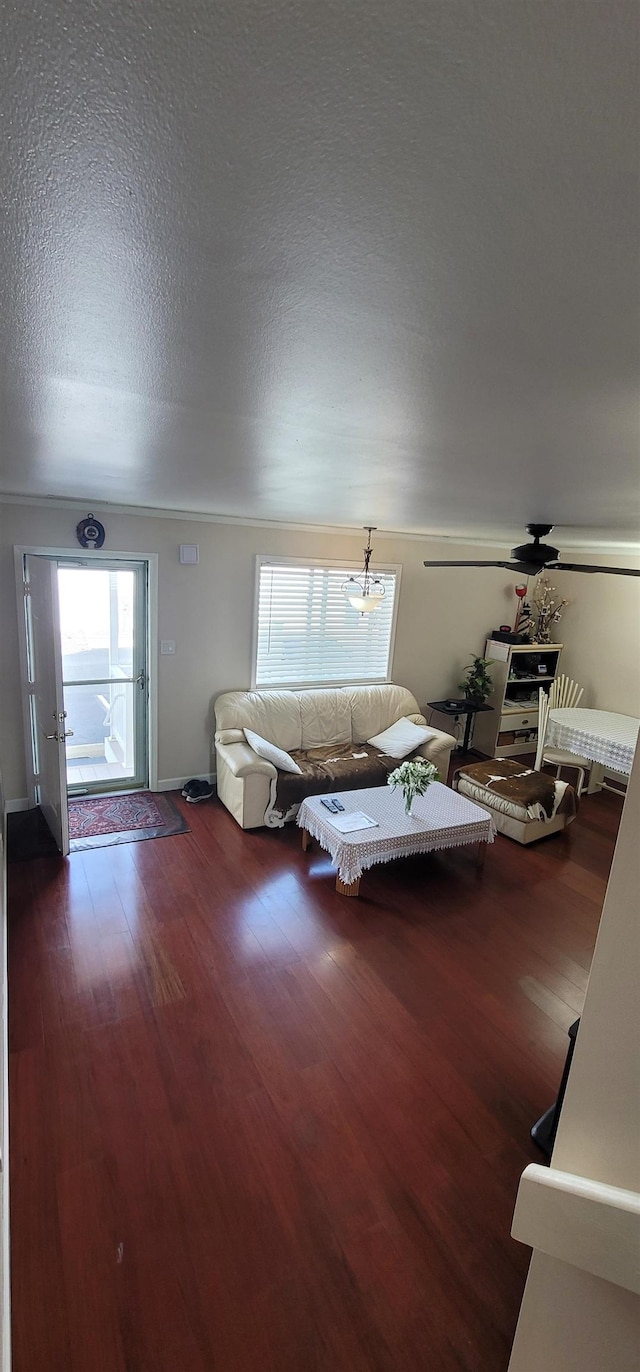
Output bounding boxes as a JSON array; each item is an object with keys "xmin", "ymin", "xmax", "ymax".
[{"xmin": 547, "ymin": 707, "xmax": 639, "ymax": 793}]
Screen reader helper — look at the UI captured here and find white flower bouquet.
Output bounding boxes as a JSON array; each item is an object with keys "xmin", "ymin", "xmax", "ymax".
[{"xmin": 387, "ymin": 757, "xmax": 440, "ymax": 815}]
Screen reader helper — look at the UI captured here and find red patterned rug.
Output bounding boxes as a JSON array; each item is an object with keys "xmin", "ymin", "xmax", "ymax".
[{"xmin": 68, "ymin": 791, "xmax": 189, "ymax": 851}]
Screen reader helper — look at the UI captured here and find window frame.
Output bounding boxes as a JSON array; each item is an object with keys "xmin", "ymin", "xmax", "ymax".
[{"xmin": 250, "ymin": 554, "xmax": 402, "ymax": 691}]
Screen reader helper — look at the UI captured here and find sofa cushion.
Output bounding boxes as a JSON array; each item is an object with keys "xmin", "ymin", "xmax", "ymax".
[
  {"xmin": 215, "ymin": 690, "xmax": 302, "ymax": 752},
  {"xmin": 299, "ymin": 689, "xmax": 352, "ymax": 750},
  {"xmin": 455, "ymin": 759, "xmax": 577, "ymax": 822},
  {"xmin": 367, "ymin": 716, "xmax": 436, "ymax": 759},
  {"xmin": 344, "ymin": 684, "xmax": 421, "ymax": 744},
  {"xmin": 244, "ymin": 728, "xmax": 303, "ymax": 774},
  {"xmin": 270, "ymin": 743, "xmax": 396, "ymax": 819}
]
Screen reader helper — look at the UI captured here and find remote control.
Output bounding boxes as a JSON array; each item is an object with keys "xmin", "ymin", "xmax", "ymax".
[
  {"xmin": 332, "ymin": 799, "xmax": 345, "ymax": 811},
  {"xmin": 321, "ymin": 797, "xmax": 338, "ymax": 811}
]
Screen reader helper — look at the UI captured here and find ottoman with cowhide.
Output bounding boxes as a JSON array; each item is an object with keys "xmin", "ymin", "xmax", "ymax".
[{"xmin": 453, "ymin": 757, "xmax": 578, "ymax": 845}]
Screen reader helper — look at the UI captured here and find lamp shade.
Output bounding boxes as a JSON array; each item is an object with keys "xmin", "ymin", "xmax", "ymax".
[{"xmin": 345, "ymin": 590, "xmax": 385, "ymax": 613}]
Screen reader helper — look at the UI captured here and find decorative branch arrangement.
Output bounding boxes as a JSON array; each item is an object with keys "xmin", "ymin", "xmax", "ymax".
[{"xmin": 518, "ymin": 575, "xmax": 570, "ymax": 644}]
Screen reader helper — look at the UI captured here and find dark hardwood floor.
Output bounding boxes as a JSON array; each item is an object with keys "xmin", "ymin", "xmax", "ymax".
[{"xmin": 8, "ymin": 774, "xmax": 623, "ymax": 1371}]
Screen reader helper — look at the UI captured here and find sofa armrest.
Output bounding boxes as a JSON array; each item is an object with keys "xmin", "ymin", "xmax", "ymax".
[
  {"xmin": 415, "ymin": 728, "xmax": 457, "ymax": 772},
  {"xmin": 407, "ymin": 713, "xmax": 428, "ymax": 727},
  {"xmin": 215, "ymin": 739, "xmax": 277, "ymax": 779}
]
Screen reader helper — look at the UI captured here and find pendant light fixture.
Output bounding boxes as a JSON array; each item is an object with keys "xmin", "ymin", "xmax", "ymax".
[{"xmin": 342, "ymin": 527, "xmax": 386, "ymax": 613}]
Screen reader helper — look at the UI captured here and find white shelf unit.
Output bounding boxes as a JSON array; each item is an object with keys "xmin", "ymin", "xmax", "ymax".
[{"xmin": 473, "ymin": 640, "xmax": 563, "ymax": 758}]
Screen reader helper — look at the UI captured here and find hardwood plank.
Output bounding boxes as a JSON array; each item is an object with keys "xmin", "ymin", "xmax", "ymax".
[
  {"xmin": 8, "ymin": 785, "xmax": 621, "ymax": 1370},
  {"xmin": 55, "ymin": 1160, "xmax": 128, "ymax": 1372},
  {"xmin": 9, "ymin": 1047, "xmax": 73, "ymax": 1370}
]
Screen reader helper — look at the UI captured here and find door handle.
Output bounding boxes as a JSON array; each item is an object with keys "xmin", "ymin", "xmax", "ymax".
[
  {"xmin": 134, "ymin": 670, "xmax": 146, "ymax": 691},
  {"xmin": 44, "ymin": 729, "xmax": 74, "ymax": 742}
]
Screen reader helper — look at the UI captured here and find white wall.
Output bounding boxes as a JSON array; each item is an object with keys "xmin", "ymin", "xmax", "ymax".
[
  {"xmin": 0, "ymin": 500, "xmax": 522, "ymax": 801},
  {"xmin": 508, "ymin": 748, "xmax": 640, "ymax": 1370},
  {"xmin": 2, "ymin": 500, "xmax": 637, "ymax": 802},
  {"xmin": 551, "ymin": 558, "xmax": 640, "ymax": 716}
]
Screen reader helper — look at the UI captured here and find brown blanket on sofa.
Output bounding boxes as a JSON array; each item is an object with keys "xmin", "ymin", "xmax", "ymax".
[
  {"xmin": 455, "ymin": 758, "xmax": 577, "ymax": 820},
  {"xmin": 272, "ymin": 742, "xmax": 397, "ymax": 818}
]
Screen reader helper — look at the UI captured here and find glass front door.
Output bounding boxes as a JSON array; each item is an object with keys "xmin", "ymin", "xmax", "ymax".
[{"xmin": 57, "ymin": 560, "xmax": 149, "ymax": 794}]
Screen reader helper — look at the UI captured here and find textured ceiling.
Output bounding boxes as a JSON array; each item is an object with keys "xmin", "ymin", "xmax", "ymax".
[{"xmin": 1, "ymin": 0, "xmax": 639, "ymax": 541}]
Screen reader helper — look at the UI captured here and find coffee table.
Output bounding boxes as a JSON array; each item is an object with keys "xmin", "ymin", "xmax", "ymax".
[{"xmin": 297, "ymin": 782, "xmax": 496, "ymax": 896}]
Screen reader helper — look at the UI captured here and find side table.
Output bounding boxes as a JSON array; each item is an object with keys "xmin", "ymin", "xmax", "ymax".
[{"xmin": 427, "ymin": 699, "xmax": 493, "ymax": 754}]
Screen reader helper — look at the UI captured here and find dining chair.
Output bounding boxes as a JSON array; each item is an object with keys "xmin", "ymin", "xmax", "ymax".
[
  {"xmin": 535, "ymin": 687, "xmax": 588, "ymax": 796},
  {"xmin": 548, "ymin": 674, "xmax": 584, "ymax": 710}
]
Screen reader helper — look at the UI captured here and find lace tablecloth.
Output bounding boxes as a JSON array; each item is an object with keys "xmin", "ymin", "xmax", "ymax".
[
  {"xmin": 547, "ymin": 708, "xmax": 639, "ymax": 775},
  {"xmin": 297, "ymin": 782, "xmax": 496, "ymax": 885}
]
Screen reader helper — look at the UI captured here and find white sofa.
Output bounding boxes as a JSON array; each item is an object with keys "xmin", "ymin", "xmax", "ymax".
[{"xmin": 214, "ymin": 684, "xmax": 456, "ymax": 829}]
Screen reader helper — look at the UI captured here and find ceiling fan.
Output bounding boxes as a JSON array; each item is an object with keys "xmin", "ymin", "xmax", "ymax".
[{"xmin": 423, "ymin": 524, "xmax": 640, "ymax": 578}]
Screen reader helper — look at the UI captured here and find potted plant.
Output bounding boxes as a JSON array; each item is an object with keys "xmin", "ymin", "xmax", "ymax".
[
  {"xmin": 458, "ymin": 655, "xmax": 493, "ymax": 705},
  {"xmin": 388, "ymin": 757, "xmax": 440, "ymax": 816}
]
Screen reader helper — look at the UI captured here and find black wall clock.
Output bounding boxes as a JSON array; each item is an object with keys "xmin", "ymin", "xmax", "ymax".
[{"xmin": 76, "ymin": 513, "xmax": 106, "ymax": 549}]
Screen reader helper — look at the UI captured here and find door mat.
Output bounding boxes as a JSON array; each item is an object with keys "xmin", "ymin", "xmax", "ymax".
[{"xmin": 69, "ymin": 791, "xmax": 189, "ymax": 851}]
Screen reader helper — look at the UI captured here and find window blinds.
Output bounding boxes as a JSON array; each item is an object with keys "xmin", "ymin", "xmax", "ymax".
[{"xmin": 254, "ymin": 560, "xmax": 398, "ymax": 688}]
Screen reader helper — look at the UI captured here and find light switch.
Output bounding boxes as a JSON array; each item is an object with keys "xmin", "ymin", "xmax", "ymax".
[
  {"xmin": 161, "ymin": 640, "xmax": 176, "ymax": 655},
  {"xmin": 179, "ymin": 544, "xmax": 199, "ymax": 564}
]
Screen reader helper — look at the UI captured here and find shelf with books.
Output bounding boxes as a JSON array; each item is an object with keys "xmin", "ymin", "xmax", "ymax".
[{"xmin": 473, "ymin": 640, "xmax": 562, "ymax": 758}]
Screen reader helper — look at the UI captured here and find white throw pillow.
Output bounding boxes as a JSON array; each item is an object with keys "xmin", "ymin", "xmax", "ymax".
[
  {"xmin": 367, "ymin": 716, "xmax": 436, "ymax": 760},
  {"xmin": 244, "ymin": 728, "xmax": 303, "ymax": 774}
]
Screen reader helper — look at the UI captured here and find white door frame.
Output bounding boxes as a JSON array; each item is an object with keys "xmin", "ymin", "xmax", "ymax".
[{"xmin": 14, "ymin": 546, "xmax": 159, "ymax": 803}]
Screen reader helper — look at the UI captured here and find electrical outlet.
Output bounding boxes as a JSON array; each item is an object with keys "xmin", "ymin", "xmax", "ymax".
[{"xmin": 161, "ymin": 640, "xmax": 176, "ymax": 655}]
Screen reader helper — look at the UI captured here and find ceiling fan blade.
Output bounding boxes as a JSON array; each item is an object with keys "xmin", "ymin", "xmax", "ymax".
[
  {"xmin": 549, "ymin": 561, "xmax": 640, "ymax": 577},
  {"xmin": 422, "ymin": 560, "xmax": 520, "ymax": 569}
]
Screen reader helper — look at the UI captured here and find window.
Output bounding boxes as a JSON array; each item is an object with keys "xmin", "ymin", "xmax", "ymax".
[{"xmin": 253, "ymin": 556, "xmax": 400, "ymax": 689}]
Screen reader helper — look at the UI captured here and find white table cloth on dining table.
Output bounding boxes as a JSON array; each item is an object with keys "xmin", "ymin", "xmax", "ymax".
[
  {"xmin": 547, "ymin": 708, "xmax": 639, "ymax": 776},
  {"xmin": 297, "ymin": 782, "xmax": 496, "ymax": 886}
]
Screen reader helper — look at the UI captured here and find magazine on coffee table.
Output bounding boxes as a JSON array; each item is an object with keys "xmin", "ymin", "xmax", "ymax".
[{"xmin": 323, "ymin": 811, "xmax": 378, "ymax": 833}]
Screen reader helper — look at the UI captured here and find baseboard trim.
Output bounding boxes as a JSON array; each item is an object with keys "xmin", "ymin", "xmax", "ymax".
[
  {"xmin": 156, "ymin": 774, "xmax": 216, "ymax": 793},
  {"xmin": 7, "ymin": 781, "xmax": 218, "ymax": 807}
]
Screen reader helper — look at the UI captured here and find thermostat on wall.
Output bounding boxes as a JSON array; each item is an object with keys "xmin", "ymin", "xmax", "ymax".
[{"xmin": 179, "ymin": 544, "xmax": 199, "ymax": 564}]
